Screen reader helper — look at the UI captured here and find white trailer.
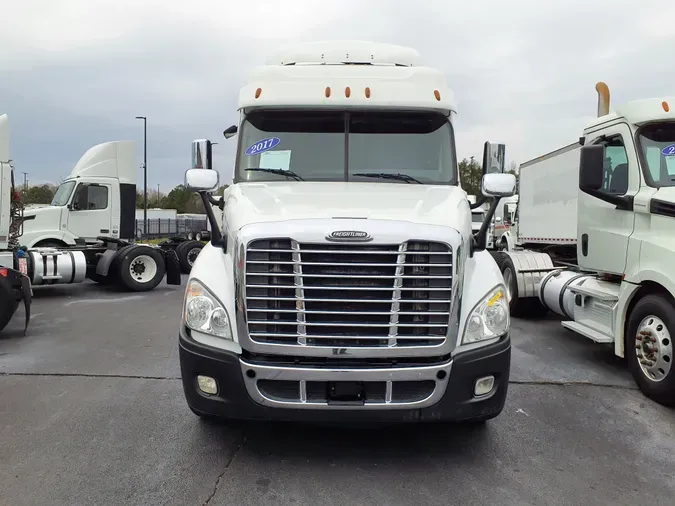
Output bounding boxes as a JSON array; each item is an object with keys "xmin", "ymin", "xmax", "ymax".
[
  {"xmin": 177, "ymin": 40, "xmax": 518, "ymax": 425},
  {"xmin": 493, "ymin": 82, "xmax": 675, "ymax": 405},
  {"xmin": 0, "ymin": 114, "xmax": 186, "ymax": 334}
]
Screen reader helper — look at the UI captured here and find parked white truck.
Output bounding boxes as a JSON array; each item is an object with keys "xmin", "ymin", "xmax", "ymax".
[
  {"xmin": 177, "ymin": 40, "xmax": 517, "ymax": 424},
  {"xmin": 19, "ymin": 140, "xmax": 204, "ymax": 272},
  {"xmin": 494, "ymin": 82, "xmax": 675, "ymax": 405},
  {"xmin": 0, "ymin": 114, "xmax": 184, "ymax": 334}
]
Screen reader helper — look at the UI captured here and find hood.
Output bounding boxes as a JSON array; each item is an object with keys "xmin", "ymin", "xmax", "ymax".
[
  {"xmin": 21, "ymin": 206, "xmax": 64, "ymax": 240},
  {"xmin": 223, "ymin": 181, "xmax": 471, "ymax": 233}
]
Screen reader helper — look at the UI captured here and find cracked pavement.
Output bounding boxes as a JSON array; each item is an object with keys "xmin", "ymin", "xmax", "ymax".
[{"xmin": 1, "ymin": 280, "xmax": 674, "ymax": 506}]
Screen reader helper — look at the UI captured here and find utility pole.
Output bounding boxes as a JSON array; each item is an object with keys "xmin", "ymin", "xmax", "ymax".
[
  {"xmin": 157, "ymin": 184, "xmax": 160, "ymax": 207},
  {"xmin": 22, "ymin": 172, "xmax": 28, "ymax": 192},
  {"xmin": 135, "ymin": 116, "xmax": 147, "ymax": 236}
]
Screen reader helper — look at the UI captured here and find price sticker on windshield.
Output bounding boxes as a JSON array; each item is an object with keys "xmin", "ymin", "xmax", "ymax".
[
  {"xmin": 662, "ymin": 144, "xmax": 675, "ymax": 156},
  {"xmin": 245, "ymin": 137, "xmax": 280, "ymax": 156}
]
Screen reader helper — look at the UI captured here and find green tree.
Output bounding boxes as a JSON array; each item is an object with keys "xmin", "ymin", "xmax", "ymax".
[
  {"xmin": 22, "ymin": 184, "xmax": 55, "ymax": 204},
  {"xmin": 458, "ymin": 157, "xmax": 483, "ymax": 197},
  {"xmin": 162, "ymin": 185, "xmax": 206, "ymax": 213}
]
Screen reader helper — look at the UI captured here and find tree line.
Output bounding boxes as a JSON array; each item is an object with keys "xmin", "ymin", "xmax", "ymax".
[
  {"xmin": 19, "ymin": 160, "xmax": 518, "ymax": 212},
  {"xmin": 18, "ymin": 183, "xmax": 229, "ymax": 214}
]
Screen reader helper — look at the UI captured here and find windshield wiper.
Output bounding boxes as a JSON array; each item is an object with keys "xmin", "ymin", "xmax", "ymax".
[
  {"xmin": 353, "ymin": 172, "xmax": 422, "ymax": 184},
  {"xmin": 245, "ymin": 168, "xmax": 304, "ymax": 181}
]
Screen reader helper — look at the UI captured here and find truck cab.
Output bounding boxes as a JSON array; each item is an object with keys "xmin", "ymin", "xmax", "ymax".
[
  {"xmin": 20, "ymin": 141, "xmax": 137, "ymax": 247},
  {"xmin": 495, "ymin": 82, "xmax": 675, "ymax": 405},
  {"xmin": 177, "ymin": 41, "xmax": 517, "ymax": 424}
]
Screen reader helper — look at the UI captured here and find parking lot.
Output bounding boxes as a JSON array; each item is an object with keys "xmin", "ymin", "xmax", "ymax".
[{"xmin": 1, "ymin": 279, "xmax": 674, "ymax": 506}]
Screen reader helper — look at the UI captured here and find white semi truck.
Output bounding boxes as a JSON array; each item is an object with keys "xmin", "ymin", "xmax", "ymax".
[
  {"xmin": 0, "ymin": 114, "xmax": 185, "ymax": 334},
  {"xmin": 494, "ymin": 82, "xmax": 675, "ymax": 406},
  {"xmin": 177, "ymin": 40, "xmax": 518, "ymax": 424},
  {"xmin": 19, "ymin": 140, "xmax": 205, "ymax": 272}
]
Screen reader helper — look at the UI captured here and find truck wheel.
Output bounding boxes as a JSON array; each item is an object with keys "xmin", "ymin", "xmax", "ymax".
[
  {"xmin": 117, "ymin": 245, "xmax": 166, "ymax": 292},
  {"xmin": 187, "ymin": 232, "xmax": 194, "ymax": 240},
  {"xmin": 176, "ymin": 241, "xmax": 203, "ymax": 273},
  {"xmin": 626, "ymin": 293, "xmax": 675, "ymax": 406},
  {"xmin": 0, "ymin": 277, "xmax": 19, "ymax": 333},
  {"xmin": 87, "ymin": 268, "xmax": 115, "ymax": 285},
  {"xmin": 493, "ymin": 252, "xmax": 547, "ymax": 319},
  {"xmin": 498, "ymin": 238, "xmax": 508, "ymax": 251},
  {"xmin": 195, "ymin": 232, "xmax": 203, "ymax": 241}
]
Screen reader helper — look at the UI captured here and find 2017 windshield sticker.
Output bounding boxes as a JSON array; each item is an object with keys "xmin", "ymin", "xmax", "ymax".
[
  {"xmin": 245, "ymin": 137, "xmax": 280, "ymax": 156},
  {"xmin": 662, "ymin": 144, "xmax": 675, "ymax": 156}
]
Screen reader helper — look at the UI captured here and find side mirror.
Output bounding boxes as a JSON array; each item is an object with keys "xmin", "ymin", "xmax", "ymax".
[
  {"xmin": 191, "ymin": 139, "xmax": 213, "ymax": 170},
  {"xmin": 481, "ymin": 173, "xmax": 516, "ymax": 198},
  {"xmin": 482, "ymin": 141, "xmax": 506, "ymax": 174},
  {"xmin": 223, "ymin": 125, "xmax": 238, "ymax": 139},
  {"xmin": 185, "ymin": 168, "xmax": 220, "ymax": 192},
  {"xmin": 579, "ymin": 144, "xmax": 604, "ymax": 192}
]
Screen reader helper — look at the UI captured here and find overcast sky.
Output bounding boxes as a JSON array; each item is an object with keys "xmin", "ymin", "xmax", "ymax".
[{"xmin": 1, "ymin": 0, "xmax": 673, "ymax": 191}]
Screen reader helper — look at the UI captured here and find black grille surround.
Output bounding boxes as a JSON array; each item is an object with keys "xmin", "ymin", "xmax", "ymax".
[{"xmin": 244, "ymin": 239, "xmax": 453, "ymax": 349}]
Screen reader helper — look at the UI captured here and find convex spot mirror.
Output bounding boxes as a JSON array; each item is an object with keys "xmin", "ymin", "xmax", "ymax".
[
  {"xmin": 185, "ymin": 168, "xmax": 220, "ymax": 192},
  {"xmin": 481, "ymin": 173, "xmax": 516, "ymax": 198}
]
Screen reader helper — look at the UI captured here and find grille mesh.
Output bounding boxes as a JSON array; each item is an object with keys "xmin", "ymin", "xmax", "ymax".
[{"xmin": 245, "ymin": 239, "xmax": 453, "ymax": 348}]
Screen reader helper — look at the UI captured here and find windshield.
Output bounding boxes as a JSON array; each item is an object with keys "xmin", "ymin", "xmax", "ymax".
[
  {"xmin": 472, "ymin": 212, "xmax": 484, "ymax": 223},
  {"xmin": 51, "ymin": 180, "xmax": 76, "ymax": 206},
  {"xmin": 637, "ymin": 122, "xmax": 675, "ymax": 186},
  {"xmin": 235, "ymin": 110, "xmax": 457, "ymax": 184}
]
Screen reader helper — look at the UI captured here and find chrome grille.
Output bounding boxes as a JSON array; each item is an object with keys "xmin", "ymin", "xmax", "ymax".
[{"xmin": 245, "ymin": 239, "xmax": 453, "ymax": 348}]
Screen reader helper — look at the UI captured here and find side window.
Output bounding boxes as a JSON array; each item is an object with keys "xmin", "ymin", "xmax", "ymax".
[
  {"xmin": 87, "ymin": 185, "xmax": 109, "ymax": 210},
  {"xmin": 72, "ymin": 184, "xmax": 108, "ymax": 210},
  {"xmin": 596, "ymin": 136, "xmax": 628, "ymax": 195}
]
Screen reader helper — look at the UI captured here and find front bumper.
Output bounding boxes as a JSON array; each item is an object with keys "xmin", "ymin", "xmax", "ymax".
[{"xmin": 179, "ymin": 328, "xmax": 511, "ymax": 423}]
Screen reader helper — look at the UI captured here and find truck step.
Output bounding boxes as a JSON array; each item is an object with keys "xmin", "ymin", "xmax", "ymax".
[
  {"xmin": 566, "ymin": 284, "xmax": 618, "ymax": 302},
  {"xmin": 561, "ymin": 320, "xmax": 613, "ymax": 344},
  {"xmin": 40, "ymin": 275, "xmax": 63, "ymax": 280}
]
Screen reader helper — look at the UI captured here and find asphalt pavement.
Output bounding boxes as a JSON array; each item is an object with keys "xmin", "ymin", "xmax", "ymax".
[{"xmin": 1, "ymin": 279, "xmax": 673, "ymax": 506}]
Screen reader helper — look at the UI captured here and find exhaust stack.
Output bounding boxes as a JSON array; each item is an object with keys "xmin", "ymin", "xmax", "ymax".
[{"xmin": 595, "ymin": 82, "xmax": 610, "ymax": 117}]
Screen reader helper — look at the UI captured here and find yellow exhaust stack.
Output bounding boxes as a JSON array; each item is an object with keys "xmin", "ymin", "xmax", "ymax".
[{"xmin": 595, "ymin": 82, "xmax": 610, "ymax": 117}]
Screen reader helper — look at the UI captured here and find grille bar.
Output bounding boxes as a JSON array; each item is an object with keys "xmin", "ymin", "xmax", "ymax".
[
  {"xmin": 245, "ymin": 239, "xmax": 453, "ymax": 349},
  {"xmin": 247, "ymin": 296, "xmax": 452, "ymax": 303},
  {"xmin": 248, "ymin": 248, "xmax": 450, "ymax": 255},
  {"xmin": 247, "ymin": 285, "xmax": 450, "ymax": 291}
]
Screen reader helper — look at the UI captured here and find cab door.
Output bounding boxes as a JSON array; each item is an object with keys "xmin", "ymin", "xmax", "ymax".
[
  {"xmin": 66, "ymin": 182, "xmax": 113, "ymax": 242},
  {"xmin": 577, "ymin": 122, "xmax": 637, "ymax": 275}
]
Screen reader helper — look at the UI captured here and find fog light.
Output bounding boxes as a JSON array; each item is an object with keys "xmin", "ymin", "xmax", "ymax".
[
  {"xmin": 197, "ymin": 375, "xmax": 218, "ymax": 395},
  {"xmin": 474, "ymin": 375, "xmax": 495, "ymax": 397}
]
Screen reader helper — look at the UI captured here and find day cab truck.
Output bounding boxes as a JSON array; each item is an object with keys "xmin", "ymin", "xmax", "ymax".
[
  {"xmin": 20, "ymin": 138, "xmax": 205, "ymax": 273},
  {"xmin": 493, "ymin": 82, "xmax": 675, "ymax": 406},
  {"xmin": 0, "ymin": 114, "xmax": 183, "ymax": 334},
  {"xmin": 177, "ymin": 40, "xmax": 518, "ymax": 424}
]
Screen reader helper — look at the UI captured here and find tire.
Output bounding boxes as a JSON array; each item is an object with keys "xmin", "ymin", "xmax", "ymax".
[
  {"xmin": 492, "ymin": 252, "xmax": 548, "ymax": 318},
  {"xmin": 116, "ymin": 245, "xmax": 166, "ymax": 292},
  {"xmin": 498, "ymin": 239, "xmax": 508, "ymax": 251},
  {"xmin": 176, "ymin": 241, "xmax": 204, "ymax": 273},
  {"xmin": 625, "ymin": 293, "xmax": 675, "ymax": 406},
  {"xmin": 187, "ymin": 232, "xmax": 194, "ymax": 241},
  {"xmin": 0, "ymin": 277, "xmax": 19, "ymax": 333},
  {"xmin": 195, "ymin": 232, "xmax": 202, "ymax": 241},
  {"xmin": 87, "ymin": 268, "xmax": 115, "ymax": 285}
]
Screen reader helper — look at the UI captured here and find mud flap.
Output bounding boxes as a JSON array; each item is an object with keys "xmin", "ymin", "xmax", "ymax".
[
  {"xmin": 20, "ymin": 274, "xmax": 32, "ymax": 334},
  {"xmin": 96, "ymin": 248, "xmax": 118, "ymax": 276},
  {"xmin": 164, "ymin": 250, "xmax": 182, "ymax": 286}
]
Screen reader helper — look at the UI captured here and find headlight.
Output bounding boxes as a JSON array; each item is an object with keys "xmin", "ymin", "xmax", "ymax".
[
  {"xmin": 461, "ymin": 285, "xmax": 509, "ymax": 344},
  {"xmin": 183, "ymin": 279, "xmax": 233, "ymax": 339}
]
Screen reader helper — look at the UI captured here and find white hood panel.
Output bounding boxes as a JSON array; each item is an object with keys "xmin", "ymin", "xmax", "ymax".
[{"xmin": 223, "ymin": 182, "xmax": 472, "ymax": 236}]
